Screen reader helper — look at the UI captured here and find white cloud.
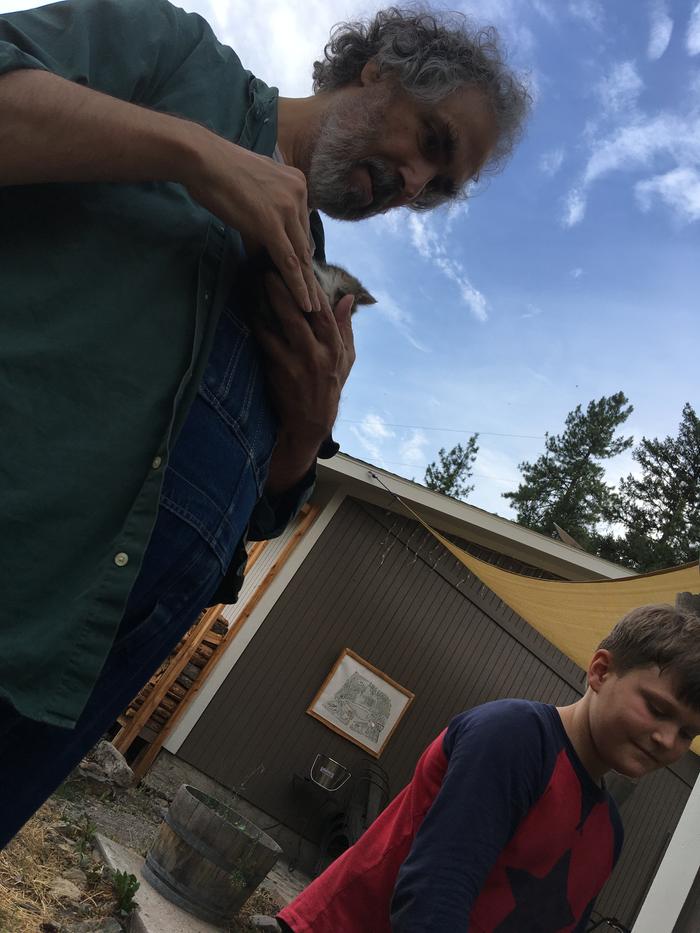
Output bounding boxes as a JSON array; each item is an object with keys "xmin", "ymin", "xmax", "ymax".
[
  {"xmin": 570, "ymin": 267, "xmax": 584, "ymax": 278},
  {"xmin": 472, "ymin": 445, "xmax": 521, "ymax": 491},
  {"xmin": 584, "ymin": 113, "xmax": 700, "ymax": 186},
  {"xmin": 407, "ymin": 215, "xmax": 489, "ymax": 322},
  {"xmin": 460, "ymin": 0, "xmax": 538, "ymax": 58},
  {"xmin": 520, "ymin": 303, "xmax": 544, "ymax": 319},
  {"xmin": 636, "ymin": 167, "xmax": 700, "ymax": 222},
  {"xmin": 374, "ymin": 211, "xmax": 401, "ymax": 236},
  {"xmin": 445, "ymin": 199, "xmax": 470, "ymax": 234},
  {"xmin": 648, "ymin": 1, "xmax": 674, "ymax": 61},
  {"xmin": 596, "ymin": 61, "xmax": 644, "ymax": 117},
  {"xmin": 363, "ymin": 413, "xmax": 395, "ymax": 440},
  {"xmin": 400, "ymin": 430, "xmax": 428, "ymax": 465},
  {"xmin": 531, "ymin": 0, "xmax": 557, "ymax": 24},
  {"xmin": 563, "ymin": 187, "xmax": 586, "ymax": 226},
  {"xmin": 434, "ymin": 258, "xmax": 489, "ymax": 322},
  {"xmin": 372, "ymin": 289, "xmax": 430, "ymax": 352},
  {"xmin": 688, "ymin": 3, "xmax": 700, "ymax": 56},
  {"xmin": 408, "ymin": 214, "xmax": 442, "ymax": 261},
  {"xmin": 192, "ymin": 0, "xmax": 363, "ymax": 96},
  {"xmin": 563, "ymin": 107, "xmax": 700, "ymax": 225},
  {"xmin": 349, "ymin": 413, "xmax": 395, "ymax": 464},
  {"xmin": 568, "ymin": 0, "xmax": 605, "ymax": 31},
  {"xmin": 540, "ymin": 147, "xmax": 565, "ymax": 176}
]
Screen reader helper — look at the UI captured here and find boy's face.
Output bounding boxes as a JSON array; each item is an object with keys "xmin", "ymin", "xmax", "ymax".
[{"xmin": 588, "ymin": 653, "xmax": 700, "ymax": 778}]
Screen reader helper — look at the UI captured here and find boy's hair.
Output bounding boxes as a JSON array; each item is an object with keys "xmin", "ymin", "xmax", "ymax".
[{"xmin": 598, "ymin": 603, "xmax": 700, "ymax": 710}]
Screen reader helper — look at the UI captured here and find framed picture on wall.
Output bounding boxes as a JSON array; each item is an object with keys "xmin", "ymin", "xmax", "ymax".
[{"xmin": 307, "ymin": 648, "xmax": 415, "ymax": 757}]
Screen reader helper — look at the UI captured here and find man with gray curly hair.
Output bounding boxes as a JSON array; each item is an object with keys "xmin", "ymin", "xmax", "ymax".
[
  {"xmin": 0, "ymin": 1, "xmax": 528, "ymax": 846},
  {"xmin": 301, "ymin": 6, "xmax": 530, "ymax": 219}
]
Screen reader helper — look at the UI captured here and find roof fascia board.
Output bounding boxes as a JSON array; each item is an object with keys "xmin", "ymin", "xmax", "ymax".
[{"xmin": 317, "ymin": 456, "xmax": 631, "ymax": 581}]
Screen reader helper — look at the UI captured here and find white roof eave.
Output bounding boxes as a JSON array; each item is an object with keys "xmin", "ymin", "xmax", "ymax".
[{"xmin": 316, "ymin": 454, "xmax": 633, "ymax": 582}]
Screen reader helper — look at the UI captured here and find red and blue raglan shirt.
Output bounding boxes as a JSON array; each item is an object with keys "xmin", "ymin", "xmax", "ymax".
[{"xmin": 279, "ymin": 700, "xmax": 623, "ymax": 933}]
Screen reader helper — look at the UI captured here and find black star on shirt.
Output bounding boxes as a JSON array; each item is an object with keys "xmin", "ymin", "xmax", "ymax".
[{"xmin": 494, "ymin": 851, "xmax": 576, "ymax": 932}]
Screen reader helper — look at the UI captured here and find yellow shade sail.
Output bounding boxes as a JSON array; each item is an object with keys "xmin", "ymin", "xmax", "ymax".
[{"xmin": 392, "ymin": 494, "xmax": 700, "ymax": 754}]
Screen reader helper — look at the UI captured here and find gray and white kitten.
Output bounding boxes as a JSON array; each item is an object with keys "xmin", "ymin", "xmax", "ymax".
[
  {"xmin": 312, "ymin": 258, "xmax": 376, "ymax": 314},
  {"xmin": 242, "ymin": 256, "xmax": 376, "ymax": 329}
]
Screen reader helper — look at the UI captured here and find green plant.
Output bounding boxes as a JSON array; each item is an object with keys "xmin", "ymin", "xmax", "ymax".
[
  {"xmin": 76, "ymin": 814, "xmax": 97, "ymax": 866},
  {"xmin": 112, "ymin": 869, "xmax": 140, "ymax": 915}
]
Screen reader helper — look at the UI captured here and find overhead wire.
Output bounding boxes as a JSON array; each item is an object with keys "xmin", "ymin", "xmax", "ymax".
[{"xmin": 335, "ymin": 418, "xmax": 545, "ymax": 439}]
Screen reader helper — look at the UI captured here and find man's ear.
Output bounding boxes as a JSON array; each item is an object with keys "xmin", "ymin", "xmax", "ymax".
[
  {"xmin": 360, "ymin": 58, "xmax": 382, "ymax": 86},
  {"xmin": 588, "ymin": 649, "xmax": 614, "ymax": 693}
]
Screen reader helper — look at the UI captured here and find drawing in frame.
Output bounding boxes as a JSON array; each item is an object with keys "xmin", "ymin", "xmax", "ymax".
[{"xmin": 307, "ymin": 648, "xmax": 415, "ymax": 757}]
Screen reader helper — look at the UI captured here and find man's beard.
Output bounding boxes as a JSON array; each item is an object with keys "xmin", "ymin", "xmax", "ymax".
[{"xmin": 307, "ymin": 92, "xmax": 404, "ymax": 221}]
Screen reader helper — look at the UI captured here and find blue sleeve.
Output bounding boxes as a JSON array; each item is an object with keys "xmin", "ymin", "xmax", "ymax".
[
  {"xmin": 248, "ymin": 467, "xmax": 316, "ymax": 540},
  {"xmin": 390, "ymin": 703, "xmax": 549, "ymax": 931}
]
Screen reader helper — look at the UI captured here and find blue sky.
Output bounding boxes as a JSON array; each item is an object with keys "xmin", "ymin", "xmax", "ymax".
[{"xmin": 4, "ymin": 0, "xmax": 699, "ymax": 519}]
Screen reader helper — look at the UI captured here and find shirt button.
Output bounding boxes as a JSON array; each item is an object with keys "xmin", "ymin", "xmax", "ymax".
[
  {"xmin": 114, "ymin": 552, "xmax": 129, "ymax": 567},
  {"xmin": 204, "ymin": 290, "xmax": 210, "ymax": 301},
  {"xmin": 152, "ymin": 456, "xmax": 162, "ymax": 470}
]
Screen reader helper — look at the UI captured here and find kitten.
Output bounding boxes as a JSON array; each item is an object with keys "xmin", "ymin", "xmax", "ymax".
[
  {"xmin": 311, "ymin": 258, "xmax": 376, "ymax": 314},
  {"xmin": 240, "ymin": 256, "xmax": 376, "ymax": 329}
]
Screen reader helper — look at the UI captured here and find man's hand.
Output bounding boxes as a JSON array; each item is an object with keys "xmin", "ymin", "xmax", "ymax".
[
  {"xmin": 253, "ymin": 272, "xmax": 356, "ymax": 496},
  {"xmin": 185, "ymin": 138, "xmax": 320, "ymax": 313},
  {"xmin": 0, "ymin": 69, "xmax": 319, "ymax": 314}
]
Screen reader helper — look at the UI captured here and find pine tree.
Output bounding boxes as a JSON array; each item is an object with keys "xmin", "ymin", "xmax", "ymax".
[
  {"xmin": 424, "ymin": 434, "xmax": 479, "ymax": 501},
  {"xmin": 503, "ymin": 393, "xmax": 633, "ymax": 547},
  {"xmin": 600, "ymin": 403, "xmax": 700, "ymax": 571}
]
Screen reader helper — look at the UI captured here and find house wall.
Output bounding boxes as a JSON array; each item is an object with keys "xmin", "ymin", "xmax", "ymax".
[{"xmin": 176, "ymin": 496, "xmax": 699, "ymax": 928}]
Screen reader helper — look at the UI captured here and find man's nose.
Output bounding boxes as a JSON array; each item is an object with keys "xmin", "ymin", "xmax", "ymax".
[{"xmin": 400, "ymin": 159, "xmax": 435, "ymax": 201}]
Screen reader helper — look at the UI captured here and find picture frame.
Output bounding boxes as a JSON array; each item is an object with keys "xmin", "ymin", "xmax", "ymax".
[{"xmin": 307, "ymin": 648, "xmax": 415, "ymax": 757}]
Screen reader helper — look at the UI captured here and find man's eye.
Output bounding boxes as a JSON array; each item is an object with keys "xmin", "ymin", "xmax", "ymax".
[
  {"xmin": 647, "ymin": 701, "xmax": 663, "ymax": 716},
  {"xmin": 424, "ymin": 129, "xmax": 439, "ymax": 155}
]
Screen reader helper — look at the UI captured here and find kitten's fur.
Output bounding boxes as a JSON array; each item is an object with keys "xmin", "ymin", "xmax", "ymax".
[
  {"xmin": 241, "ymin": 256, "xmax": 376, "ymax": 329},
  {"xmin": 311, "ymin": 258, "xmax": 376, "ymax": 314}
]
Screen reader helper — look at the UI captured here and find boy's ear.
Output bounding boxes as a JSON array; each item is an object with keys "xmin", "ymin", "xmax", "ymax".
[{"xmin": 588, "ymin": 649, "xmax": 615, "ymax": 693}]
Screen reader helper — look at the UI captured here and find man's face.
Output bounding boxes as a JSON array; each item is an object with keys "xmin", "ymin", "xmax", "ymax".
[
  {"xmin": 307, "ymin": 74, "xmax": 498, "ymax": 220},
  {"xmin": 589, "ymin": 659, "xmax": 700, "ymax": 779}
]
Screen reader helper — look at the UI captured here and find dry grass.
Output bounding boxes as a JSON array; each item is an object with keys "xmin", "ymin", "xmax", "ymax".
[
  {"xmin": 1, "ymin": 775, "xmax": 298, "ymax": 933},
  {"xmin": 0, "ymin": 797, "xmax": 121, "ymax": 933}
]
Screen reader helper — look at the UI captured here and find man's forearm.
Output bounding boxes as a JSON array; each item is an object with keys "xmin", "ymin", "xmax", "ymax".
[{"xmin": 0, "ymin": 69, "xmax": 206, "ymax": 187}]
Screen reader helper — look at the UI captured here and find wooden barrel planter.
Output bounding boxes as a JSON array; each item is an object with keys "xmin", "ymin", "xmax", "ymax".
[{"xmin": 143, "ymin": 783, "xmax": 282, "ymax": 924}]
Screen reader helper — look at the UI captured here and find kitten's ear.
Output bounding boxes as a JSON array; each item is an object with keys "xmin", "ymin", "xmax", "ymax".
[{"xmin": 354, "ymin": 287, "xmax": 377, "ymax": 306}]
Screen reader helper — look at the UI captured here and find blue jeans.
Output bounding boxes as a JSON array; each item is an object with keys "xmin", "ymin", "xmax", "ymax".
[{"xmin": 0, "ymin": 303, "xmax": 277, "ymax": 849}]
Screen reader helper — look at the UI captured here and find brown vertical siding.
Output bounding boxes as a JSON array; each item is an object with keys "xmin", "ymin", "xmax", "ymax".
[{"xmin": 178, "ymin": 496, "xmax": 698, "ymax": 927}]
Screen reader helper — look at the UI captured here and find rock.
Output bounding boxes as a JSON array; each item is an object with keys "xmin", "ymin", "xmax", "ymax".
[
  {"xmin": 49, "ymin": 877, "xmax": 82, "ymax": 902},
  {"xmin": 62, "ymin": 867, "xmax": 87, "ymax": 888},
  {"xmin": 250, "ymin": 918, "xmax": 283, "ymax": 931},
  {"xmin": 60, "ymin": 920, "xmax": 123, "ymax": 933},
  {"xmin": 78, "ymin": 740, "xmax": 134, "ymax": 789},
  {"xmin": 55, "ymin": 842, "xmax": 78, "ymax": 857},
  {"xmin": 47, "ymin": 821, "xmax": 78, "ymax": 842}
]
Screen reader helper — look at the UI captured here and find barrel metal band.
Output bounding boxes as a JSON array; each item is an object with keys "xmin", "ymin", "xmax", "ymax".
[
  {"xmin": 142, "ymin": 857, "xmax": 229, "ymax": 924},
  {"xmin": 164, "ymin": 810, "xmax": 251, "ymax": 875}
]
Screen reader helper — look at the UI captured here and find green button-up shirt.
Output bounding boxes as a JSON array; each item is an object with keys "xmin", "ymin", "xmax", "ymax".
[{"xmin": 0, "ymin": 0, "xmax": 290, "ymax": 727}]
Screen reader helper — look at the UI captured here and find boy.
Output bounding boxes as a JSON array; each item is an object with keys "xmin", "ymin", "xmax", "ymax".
[{"xmin": 259, "ymin": 603, "xmax": 700, "ymax": 931}]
